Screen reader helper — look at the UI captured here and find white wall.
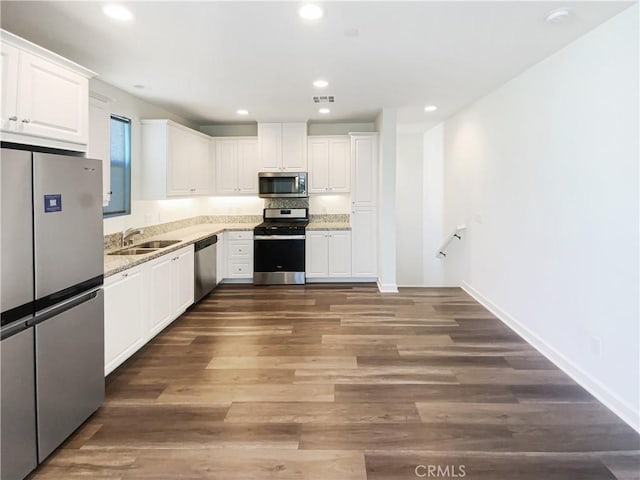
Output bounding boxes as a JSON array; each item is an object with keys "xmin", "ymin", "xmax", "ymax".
[
  {"xmin": 396, "ymin": 133, "xmax": 424, "ymax": 286},
  {"xmin": 376, "ymin": 108, "xmax": 398, "ymax": 292},
  {"xmin": 442, "ymin": 5, "xmax": 639, "ymax": 429},
  {"xmin": 395, "ymin": 123, "xmax": 447, "ymax": 287},
  {"xmin": 423, "ymin": 124, "xmax": 447, "ymax": 286},
  {"xmin": 308, "ymin": 123, "xmax": 376, "ymax": 135},
  {"xmin": 200, "ymin": 124, "xmax": 257, "ymax": 136}
]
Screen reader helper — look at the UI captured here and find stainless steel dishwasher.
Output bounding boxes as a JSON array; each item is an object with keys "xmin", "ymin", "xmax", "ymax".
[{"xmin": 194, "ymin": 234, "xmax": 218, "ymax": 303}]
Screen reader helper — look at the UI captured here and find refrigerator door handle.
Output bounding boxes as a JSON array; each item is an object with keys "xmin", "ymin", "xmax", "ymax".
[
  {"xmin": 28, "ymin": 289, "xmax": 99, "ymax": 327},
  {"xmin": 0, "ymin": 319, "xmax": 32, "ymax": 340}
]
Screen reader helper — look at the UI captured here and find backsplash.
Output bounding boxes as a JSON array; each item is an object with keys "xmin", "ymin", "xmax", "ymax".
[
  {"xmin": 264, "ymin": 198, "xmax": 309, "ymax": 209},
  {"xmin": 309, "ymin": 213, "xmax": 349, "ymax": 223}
]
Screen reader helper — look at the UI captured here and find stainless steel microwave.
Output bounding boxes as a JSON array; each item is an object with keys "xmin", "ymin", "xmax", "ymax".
[{"xmin": 258, "ymin": 172, "xmax": 308, "ymax": 198}]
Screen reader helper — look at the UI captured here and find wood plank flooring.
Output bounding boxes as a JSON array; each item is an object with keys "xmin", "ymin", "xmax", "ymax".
[{"xmin": 29, "ymin": 285, "xmax": 639, "ymax": 479}]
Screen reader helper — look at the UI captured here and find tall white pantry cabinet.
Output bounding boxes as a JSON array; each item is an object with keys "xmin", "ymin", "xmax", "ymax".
[{"xmin": 350, "ymin": 133, "xmax": 378, "ymax": 279}]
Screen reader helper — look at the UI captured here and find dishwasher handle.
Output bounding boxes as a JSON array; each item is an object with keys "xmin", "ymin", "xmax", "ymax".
[{"xmin": 195, "ymin": 235, "xmax": 218, "ymax": 252}]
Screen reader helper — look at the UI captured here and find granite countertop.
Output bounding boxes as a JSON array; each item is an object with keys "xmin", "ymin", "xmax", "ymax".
[
  {"xmin": 307, "ymin": 222, "xmax": 352, "ymax": 231},
  {"xmin": 104, "ymin": 220, "xmax": 352, "ymax": 278},
  {"xmin": 104, "ymin": 223, "xmax": 255, "ymax": 278}
]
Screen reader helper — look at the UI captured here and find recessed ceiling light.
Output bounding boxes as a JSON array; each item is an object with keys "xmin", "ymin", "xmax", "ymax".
[
  {"xmin": 103, "ymin": 4, "xmax": 133, "ymax": 21},
  {"xmin": 313, "ymin": 79, "xmax": 329, "ymax": 88},
  {"xmin": 424, "ymin": 105, "xmax": 438, "ymax": 112},
  {"xmin": 236, "ymin": 109, "xmax": 249, "ymax": 115},
  {"xmin": 545, "ymin": 7, "xmax": 572, "ymax": 24},
  {"xmin": 299, "ymin": 4, "xmax": 323, "ymax": 20},
  {"xmin": 319, "ymin": 108, "xmax": 330, "ymax": 114}
]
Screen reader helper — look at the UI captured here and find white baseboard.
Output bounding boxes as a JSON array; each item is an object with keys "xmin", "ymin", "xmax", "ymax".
[
  {"xmin": 461, "ymin": 282, "xmax": 640, "ymax": 433},
  {"xmin": 219, "ymin": 278, "xmax": 252, "ymax": 284},
  {"xmin": 306, "ymin": 277, "xmax": 376, "ymax": 284},
  {"xmin": 377, "ymin": 280, "xmax": 399, "ymax": 293}
]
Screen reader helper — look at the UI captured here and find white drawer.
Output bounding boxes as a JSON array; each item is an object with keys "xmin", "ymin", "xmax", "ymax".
[
  {"xmin": 228, "ymin": 261, "xmax": 252, "ymax": 277},
  {"xmin": 227, "ymin": 231, "xmax": 252, "ymax": 241},
  {"xmin": 229, "ymin": 242, "xmax": 252, "ymax": 257}
]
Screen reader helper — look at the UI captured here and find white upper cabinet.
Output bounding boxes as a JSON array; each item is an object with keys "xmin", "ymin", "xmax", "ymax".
[
  {"xmin": 191, "ymin": 134, "xmax": 211, "ymax": 193},
  {"xmin": 308, "ymin": 136, "xmax": 350, "ymax": 194},
  {"xmin": 141, "ymin": 119, "xmax": 213, "ymax": 199},
  {"xmin": 1, "ymin": 30, "xmax": 95, "ymax": 151},
  {"xmin": 237, "ymin": 139, "xmax": 259, "ymax": 193},
  {"xmin": 258, "ymin": 122, "xmax": 307, "ymax": 172},
  {"xmin": 257, "ymin": 123, "xmax": 282, "ymax": 171},
  {"xmin": 213, "ymin": 137, "xmax": 258, "ymax": 195},
  {"xmin": 166, "ymin": 125, "xmax": 193, "ymax": 196},
  {"xmin": 351, "ymin": 134, "xmax": 378, "ymax": 206},
  {"xmin": 215, "ymin": 139, "xmax": 238, "ymax": 195},
  {"xmin": 1, "ymin": 42, "xmax": 19, "ymax": 133},
  {"xmin": 281, "ymin": 123, "xmax": 307, "ymax": 171}
]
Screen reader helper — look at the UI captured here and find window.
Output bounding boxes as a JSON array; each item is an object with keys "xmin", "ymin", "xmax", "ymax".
[{"xmin": 103, "ymin": 115, "xmax": 131, "ymax": 217}]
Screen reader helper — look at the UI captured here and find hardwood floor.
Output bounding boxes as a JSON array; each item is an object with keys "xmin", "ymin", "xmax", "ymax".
[{"xmin": 30, "ymin": 285, "xmax": 639, "ymax": 479}]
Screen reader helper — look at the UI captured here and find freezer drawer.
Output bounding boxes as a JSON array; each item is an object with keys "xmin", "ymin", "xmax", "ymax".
[
  {"xmin": 34, "ymin": 289, "xmax": 104, "ymax": 462},
  {"xmin": 33, "ymin": 153, "xmax": 103, "ymax": 303},
  {"xmin": 1, "ymin": 327, "xmax": 38, "ymax": 480}
]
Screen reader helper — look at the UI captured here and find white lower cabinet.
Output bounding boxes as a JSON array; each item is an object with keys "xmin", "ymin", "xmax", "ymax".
[
  {"xmin": 306, "ymin": 230, "xmax": 352, "ymax": 278},
  {"xmin": 351, "ymin": 207, "xmax": 377, "ymax": 278},
  {"xmin": 148, "ymin": 245, "xmax": 194, "ymax": 338},
  {"xmin": 216, "ymin": 232, "xmax": 225, "ymax": 285},
  {"xmin": 103, "ymin": 245, "xmax": 195, "ymax": 375},
  {"xmin": 148, "ymin": 255, "xmax": 174, "ymax": 338},
  {"xmin": 225, "ymin": 231, "xmax": 253, "ymax": 280},
  {"xmin": 103, "ymin": 266, "xmax": 146, "ymax": 375},
  {"xmin": 172, "ymin": 247, "xmax": 195, "ymax": 314}
]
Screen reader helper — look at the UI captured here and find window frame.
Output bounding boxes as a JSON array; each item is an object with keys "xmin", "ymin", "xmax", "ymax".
[{"xmin": 103, "ymin": 114, "xmax": 132, "ymax": 218}]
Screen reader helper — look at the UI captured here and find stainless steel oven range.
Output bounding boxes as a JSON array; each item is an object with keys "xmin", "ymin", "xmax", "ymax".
[{"xmin": 253, "ymin": 208, "xmax": 309, "ymax": 285}]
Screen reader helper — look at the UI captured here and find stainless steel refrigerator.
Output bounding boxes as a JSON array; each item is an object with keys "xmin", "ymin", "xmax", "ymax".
[{"xmin": 1, "ymin": 147, "xmax": 105, "ymax": 480}]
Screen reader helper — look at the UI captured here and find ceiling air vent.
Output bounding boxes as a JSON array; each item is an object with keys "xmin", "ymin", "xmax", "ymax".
[{"xmin": 313, "ymin": 96, "xmax": 335, "ymax": 103}]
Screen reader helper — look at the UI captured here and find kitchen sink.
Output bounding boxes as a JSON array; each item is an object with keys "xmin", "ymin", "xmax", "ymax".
[
  {"xmin": 108, "ymin": 247, "xmax": 158, "ymax": 256},
  {"xmin": 135, "ymin": 240, "xmax": 181, "ymax": 249}
]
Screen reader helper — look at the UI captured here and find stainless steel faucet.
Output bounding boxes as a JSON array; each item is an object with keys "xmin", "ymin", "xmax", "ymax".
[{"xmin": 122, "ymin": 228, "xmax": 144, "ymax": 247}]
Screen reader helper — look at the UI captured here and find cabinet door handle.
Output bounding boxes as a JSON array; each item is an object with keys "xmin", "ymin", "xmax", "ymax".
[
  {"xmin": 190, "ymin": 188, "xmax": 196, "ymax": 192},
  {"xmin": 21, "ymin": 118, "xmax": 31, "ymax": 123},
  {"xmin": 8, "ymin": 116, "xmax": 17, "ymax": 121}
]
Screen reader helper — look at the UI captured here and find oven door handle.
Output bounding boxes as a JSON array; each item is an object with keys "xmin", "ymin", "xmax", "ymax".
[{"xmin": 254, "ymin": 235, "xmax": 306, "ymax": 240}]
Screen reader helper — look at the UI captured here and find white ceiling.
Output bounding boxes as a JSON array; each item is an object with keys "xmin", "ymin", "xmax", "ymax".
[{"xmin": 1, "ymin": 1, "xmax": 633, "ymax": 127}]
